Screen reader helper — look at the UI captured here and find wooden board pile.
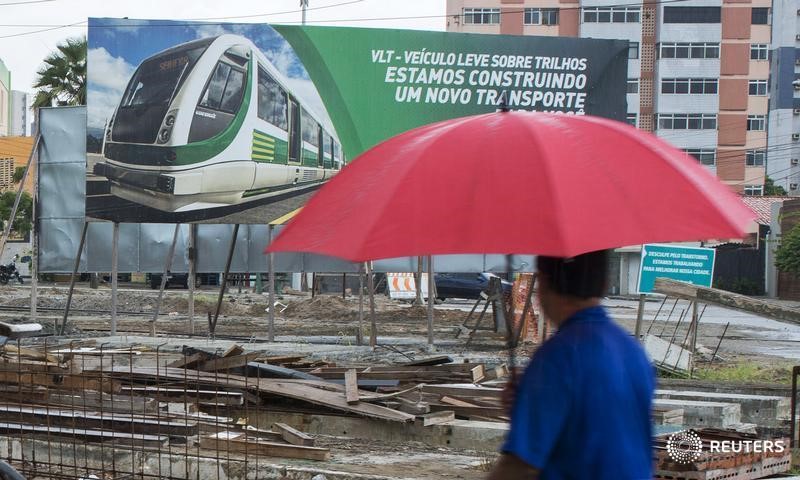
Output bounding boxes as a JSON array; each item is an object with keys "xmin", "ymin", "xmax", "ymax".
[
  {"xmin": 0, "ymin": 342, "xmax": 515, "ymax": 464},
  {"xmin": 150, "ymin": 349, "xmax": 512, "ymax": 423}
]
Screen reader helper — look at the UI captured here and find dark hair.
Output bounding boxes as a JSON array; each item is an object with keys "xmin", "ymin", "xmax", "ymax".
[{"xmin": 537, "ymin": 250, "xmax": 609, "ymax": 299}]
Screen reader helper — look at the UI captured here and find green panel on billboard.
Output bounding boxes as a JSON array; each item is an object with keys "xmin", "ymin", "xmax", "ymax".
[
  {"xmin": 274, "ymin": 25, "xmax": 629, "ymax": 161},
  {"xmin": 637, "ymin": 244, "xmax": 716, "ymax": 294}
]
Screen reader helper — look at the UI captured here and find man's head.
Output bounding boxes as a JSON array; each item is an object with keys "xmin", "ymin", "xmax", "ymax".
[{"xmin": 536, "ymin": 250, "xmax": 609, "ymax": 324}]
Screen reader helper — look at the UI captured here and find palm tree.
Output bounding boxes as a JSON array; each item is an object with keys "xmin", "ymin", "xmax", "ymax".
[{"xmin": 32, "ymin": 36, "xmax": 86, "ymax": 108}]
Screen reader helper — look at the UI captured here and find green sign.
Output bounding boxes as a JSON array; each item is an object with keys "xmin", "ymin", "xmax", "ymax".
[{"xmin": 637, "ymin": 244, "xmax": 716, "ymax": 294}]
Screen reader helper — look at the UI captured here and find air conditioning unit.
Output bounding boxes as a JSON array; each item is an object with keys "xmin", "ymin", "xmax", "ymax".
[
  {"xmin": 797, "ymin": 34, "xmax": 800, "ymax": 41},
  {"xmin": 791, "ymin": 183, "xmax": 798, "ymax": 190},
  {"xmin": 794, "ymin": 133, "xmax": 800, "ymax": 140},
  {"xmin": 795, "ymin": 108, "xmax": 800, "ymax": 115},
  {"xmin": 793, "ymin": 158, "xmax": 800, "ymax": 165}
]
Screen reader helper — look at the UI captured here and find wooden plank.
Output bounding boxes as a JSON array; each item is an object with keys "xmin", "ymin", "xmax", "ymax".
[
  {"xmin": 417, "ymin": 410, "xmax": 455, "ymax": 426},
  {"xmin": 103, "ymin": 367, "xmax": 415, "ymax": 423},
  {"xmin": 400, "ymin": 355, "xmax": 453, "ymax": 366},
  {"xmin": 0, "ymin": 421, "xmax": 168, "ymax": 447},
  {"xmin": 421, "ymin": 384, "xmax": 503, "ymax": 399},
  {"xmin": 3, "ymin": 345, "xmax": 58, "ymax": 363},
  {"xmin": 167, "ymin": 352, "xmax": 208, "ymax": 369},
  {"xmin": 344, "ymin": 369, "xmax": 359, "ymax": 404},
  {"xmin": 273, "ymin": 422, "xmax": 315, "ymax": 447},
  {"xmin": 653, "ymin": 278, "xmax": 800, "ymax": 324},
  {"xmin": 200, "ymin": 432, "xmax": 330, "ymax": 461},
  {"xmin": 440, "ymin": 396, "xmax": 479, "ymax": 407},
  {"xmin": 194, "ymin": 353, "xmax": 261, "ymax": 372},
  {"xmin": 222, "ymin": 344, "xmax": 244, "ymax": 358},
  {"xmin": 120, "ymin": 386, "xmax": 244, "ymax": 406},
  {"xmin": 0, "ymin": 404, "xmax": 199, "ymax": 436},
  {"xmin": 255, "ymin": 355, "xmax": 306, "ymax": 364},
  {"xmin": 0, "ymin": 370, "xmax": 117, "ymax": 393},
  {"xmin": 430, "ymin": 403, "xmax": 506, "ymax": 419},
  {"xmin": 245, "ymin": 362, "xmax": 325, "ymax": 381},
  {"xmin": 470, "ymin": 365, "xmax": 486, "ymax": 383}
]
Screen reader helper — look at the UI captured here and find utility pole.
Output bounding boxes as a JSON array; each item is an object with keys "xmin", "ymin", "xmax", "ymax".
[{"xmin": 300, "ymin": 0, "xmax": 309, "ymax": 25}]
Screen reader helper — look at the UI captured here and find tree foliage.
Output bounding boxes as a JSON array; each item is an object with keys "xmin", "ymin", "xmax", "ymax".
[
  {"xmin": 0, "ymin": 192, "xmax": 32, "ymax": 238},
  {"xmin": 764, "ymin": 176, "xmax": 788, "ymax": 196},
  {"xmin": 32, "ymin": 36, "xmax": 86, "ymax": 108},
  {"xmin": 12, "ymin": 167, "xmax": 26, "ymax": 185},
  {"xmin": 776, "ymin": 223, "xmax": 800, "ymax": 275}
]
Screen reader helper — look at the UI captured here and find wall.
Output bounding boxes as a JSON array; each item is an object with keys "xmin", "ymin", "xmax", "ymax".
[{"xmin": 778, "ymin": 199, "xmax": 800, "ymax": 299}]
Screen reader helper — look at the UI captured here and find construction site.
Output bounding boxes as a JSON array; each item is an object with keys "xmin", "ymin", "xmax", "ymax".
[{"xmin": 0, "ymin": 273, "xmax": 790, "ymax": 480}]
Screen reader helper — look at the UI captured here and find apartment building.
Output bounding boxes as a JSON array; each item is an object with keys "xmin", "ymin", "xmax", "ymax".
[
  {"xmin": 766, "ymin": 0, "xmax": 799, "ymax": 195},
  {"xmin": 10, "ymin": 91, "xmax": 27, "ymax": 137},
  {"xmin": 446, "ymin": 0, "xmax": 773, "ymax": 194},
  {"xmin": 0, "ymin": 59, "xmax": 9, "ymax": 137}
]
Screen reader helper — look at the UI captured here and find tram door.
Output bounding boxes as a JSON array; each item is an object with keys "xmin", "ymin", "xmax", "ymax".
[{"xmin": 288, "ymin": 98, "xmax": 301, "ymax": 164}]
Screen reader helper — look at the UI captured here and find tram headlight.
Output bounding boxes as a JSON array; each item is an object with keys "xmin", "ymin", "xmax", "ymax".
[{"xmin": 157, "ymin": 110, "xmax": 177, "ymax": 145}]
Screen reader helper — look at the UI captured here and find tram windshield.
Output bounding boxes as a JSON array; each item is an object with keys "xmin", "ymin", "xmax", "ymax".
[{"xmin": 121, "ymin": 45, "xmax": 206, "ymax": 108}]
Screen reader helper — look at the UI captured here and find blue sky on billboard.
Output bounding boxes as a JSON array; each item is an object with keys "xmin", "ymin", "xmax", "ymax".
[{"xmin": 87, "ymin": 17, "xmax": 324, "ymax": 130}]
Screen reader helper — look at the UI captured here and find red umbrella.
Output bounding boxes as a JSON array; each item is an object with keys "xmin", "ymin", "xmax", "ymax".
[{"xmin": 267, "ymin": 111, "xmax": 754, "ymax": 261}]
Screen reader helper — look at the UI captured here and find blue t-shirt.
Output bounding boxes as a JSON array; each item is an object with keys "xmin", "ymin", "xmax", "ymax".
[{"xmin": 502, "ymin": 306, "xmax": 654, "ymax": 480}]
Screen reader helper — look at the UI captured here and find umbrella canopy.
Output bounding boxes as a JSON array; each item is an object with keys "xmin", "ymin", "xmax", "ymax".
[{"xmin": 267, "ymin": 111, "xmax": 754, "ymax": 262}]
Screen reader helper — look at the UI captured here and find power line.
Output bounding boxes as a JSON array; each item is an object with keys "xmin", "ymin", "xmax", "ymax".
[
  {"xmin": 0, "ymin": 0, "xmax": 715, "ymax": 37},
  {"xmin": 0, "ymin": 0, "xmax": 56, "ymax": 6}
]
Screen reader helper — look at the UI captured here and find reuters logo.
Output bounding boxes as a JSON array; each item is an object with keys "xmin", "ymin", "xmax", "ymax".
[{"xmin": 667, "ymin": 430, "xmax": 703, "ymax": 464}]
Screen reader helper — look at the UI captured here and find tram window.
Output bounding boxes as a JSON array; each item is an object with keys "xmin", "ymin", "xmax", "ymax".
[
  {"xmin": 257, "ymin": 67, "xmax": 288, "ymax": 130},
  {"xmin": 199, "ymin": 63, "xmax": 230, "ymax": 110},
  {"xmin": 199, "ymin": 62, "xmax": 245, "ymax": 114},
  {"xmin": 219, "ymin": 68, "xmax": 245, "ymax": 113},
  {"xmin": 289, "ymin": 99, "xmax": 300, "ymax": 162},
  {"xmin": 300, "ymin": 109, "xmax": 319, "ymax": 147},
  {"xmin": 333, "ymin": 141, "xmax": 342, "ymax": 169},
  {"xmin": 322, "ymin": 132, "xmax": 332, "ymax": 156}
]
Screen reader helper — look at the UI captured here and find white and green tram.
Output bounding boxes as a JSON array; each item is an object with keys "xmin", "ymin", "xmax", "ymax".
[{"xmin": 95, "ymin": 34, "xmax": 344, "ymax": 212}]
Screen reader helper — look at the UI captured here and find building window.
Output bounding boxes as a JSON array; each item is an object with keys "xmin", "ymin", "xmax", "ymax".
[
  {"xmin": 744, "ymin": 185, "xmax": 764, "ymax": 195},
  {"xmin": 748, "ymin": 80, "xmax": 768, "ymax": 96},
  {"xmin": 745, "ymin": 149, "xmax": 766, "ymax": 166},
  {"xmin": 663, "ymin": 6, "xmax": 721, "ymax": 23},
  {"xmin": 750, "ymin": 44, "xmax": 768, "ymax": 60},
  {"xmin": 524, "ymin": 8, "xmax": 559, "ymax": 25},
  {"xmin": 684, "ymin": 148, "xmax": 716, "ymax": 166},
  {"xmin": 582, "ymin": 6, "xmax": 640, "ymax": 23},
  {"xmin": 746, "ymin": 115, "xmax": 766, "ymax": 131},
  {"xmin": 661, "ymin": 78, "xmax": 718, "ymax": 94},
  {"xmin": 659, "ymin": 42, "xmax": 719, "ymax": 59},
  {"xmin": 629, "ymin": 42, "xmax": 639, "ymax": 60},
  {"xmin": 463, "ymin": 8, "xmax": 500, "ymax": 24},
  {"xmin": 657, "ymin": 113, "xmax": 717, "ymax": 130},
  {"xmin": 751, "ymin": 7, "xmax": 769, "ymax": 25},
  {"xmin": 627, "ymin": 78, "xmax": 639, "ymax": 94},
  {"xmin": 626, "ymin": 113, "xmax": 638, "ymax": 127}
]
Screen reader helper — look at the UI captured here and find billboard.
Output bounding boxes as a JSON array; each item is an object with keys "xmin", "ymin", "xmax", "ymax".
[
  {"xmin": 637, "ymin": 244, "xmax": 716, "ymax": 294},
  {"xmin": 87, "ymin": 18, "xmax": 628, "ymax": 224}
]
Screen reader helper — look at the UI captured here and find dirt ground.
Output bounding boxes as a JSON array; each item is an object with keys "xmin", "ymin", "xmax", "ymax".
[{"xmin": 0, "ymin": 284, "xmax": 796, "ymax": 379}]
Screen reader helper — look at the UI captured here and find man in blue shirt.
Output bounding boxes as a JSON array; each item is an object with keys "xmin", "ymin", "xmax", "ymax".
[{"xmin": 488, "ymin": 250, "xmax": 655, "ymax": 479}]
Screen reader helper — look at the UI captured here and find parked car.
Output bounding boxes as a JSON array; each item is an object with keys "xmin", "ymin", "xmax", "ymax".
[
  {"xmin": 149, "ymin": 272, "xmax": 192, "ymax": 289},
  {"xmin": 434, "ymin": 273, "xmax": 513, "ymax": 301}
]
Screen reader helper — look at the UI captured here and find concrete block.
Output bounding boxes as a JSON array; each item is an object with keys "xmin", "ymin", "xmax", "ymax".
[
  {"xmin": 241, "ymin": 410, "xmax": 508, "ymax": 452},
  {"xmin": 644, "ymin": 334, "xmax": 691, "ymax": 372},
  {"xmin": 652, "ymin": 406, "xmax": 683, "ymax": 426},
  {"xmin": 655, "ymin": 389, "xmax": 790, "ymax": 425},
  {"xmin": 653, "ymin": 398, "xmax": 741, "ymax": 428}
]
